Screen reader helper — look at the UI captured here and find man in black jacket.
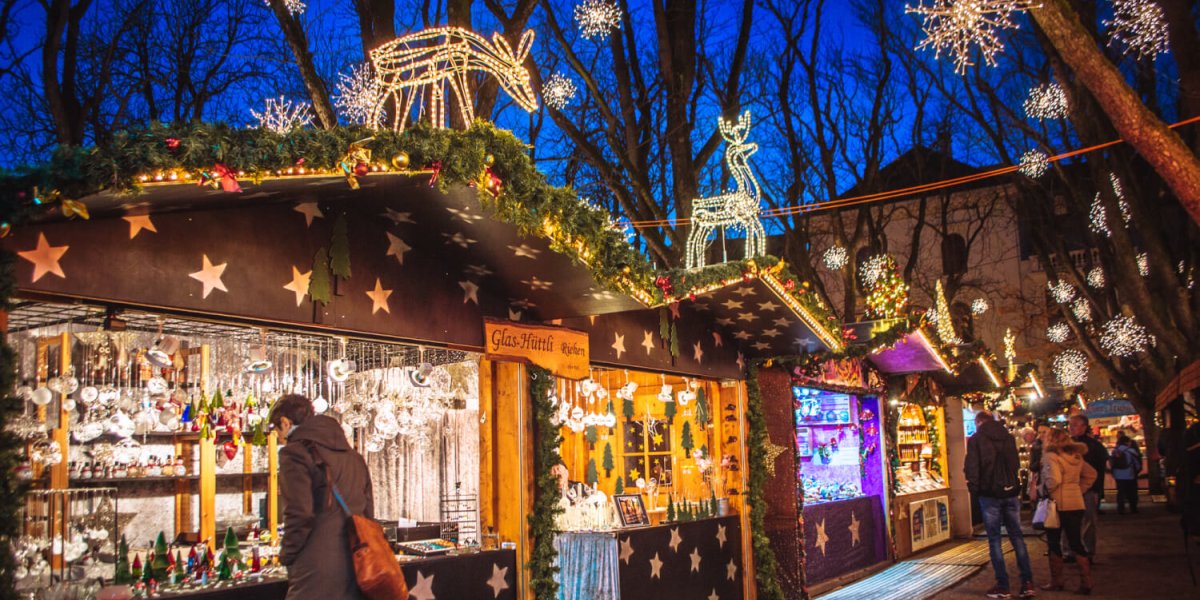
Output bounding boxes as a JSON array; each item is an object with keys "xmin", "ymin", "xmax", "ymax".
[
  {"xmin": 1070, "ymin": 414, "xmax": 1108, "ymax": 559},
  {"xmin": 966, "ymin": 411, "xmax": 1036, "ymax": 599}
]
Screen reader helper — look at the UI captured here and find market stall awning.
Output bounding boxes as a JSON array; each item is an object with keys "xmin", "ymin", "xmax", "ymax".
[
  {"xmin": 844, "ymin": 321, "xmax": 951, "ymax": 375},
  {"xmin": 1155, "ymin": 358, "xmax": 1200, "ymax": 410},
  {"xmin": 4, "ymin": 175, "xmax": 646, "ymax": 348}
]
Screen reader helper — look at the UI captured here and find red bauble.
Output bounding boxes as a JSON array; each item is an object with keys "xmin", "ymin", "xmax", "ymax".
[{"xmin": 353, "ymin": 161, "xmax": 370, "ymax": 177}]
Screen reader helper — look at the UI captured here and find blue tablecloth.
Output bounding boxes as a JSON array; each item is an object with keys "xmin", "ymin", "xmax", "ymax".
[{"xmin": 554, "ymin": 531, "xmax": 620, "ymax": 600}]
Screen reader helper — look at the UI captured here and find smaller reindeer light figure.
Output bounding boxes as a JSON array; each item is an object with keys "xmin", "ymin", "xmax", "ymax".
[
  {"xmin": 369, "ymin": 27, "xmax": 538, "ymax": 131},
  {"xmin": 685, "ymin": 111, "xmax": 766, "ymax": 269}
]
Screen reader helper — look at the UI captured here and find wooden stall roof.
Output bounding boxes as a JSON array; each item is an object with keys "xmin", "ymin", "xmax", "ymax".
[
  {"xmin": 4, "ymin": 174, "xmax": 648, "ymax": 349},
  {"xmin": 843, "ymin": 322, "xmax": 953, "ymax": 375}
]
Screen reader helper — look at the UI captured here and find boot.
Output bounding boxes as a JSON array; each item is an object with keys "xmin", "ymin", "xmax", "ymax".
[
  {"xmin": 1040, "ymin": 555, "xmax": 1064, "ymax": 591},
  {"xmin": 1075, "ymin": 555, "xmax": 1092, "ymax": 595}
]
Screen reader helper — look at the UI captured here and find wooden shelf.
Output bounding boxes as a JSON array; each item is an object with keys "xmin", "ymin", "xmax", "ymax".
[{"xmin": 68, "ymin": 472, "xmax": 269, "ymax": 486}]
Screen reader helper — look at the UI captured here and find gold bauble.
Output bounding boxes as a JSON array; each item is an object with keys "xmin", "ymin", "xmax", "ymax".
[
  {"xmin": 391, "ymin": 152, "xmax": 410, "ymax": 170},
  {"xmin": 485, "ymin": 153, "xmax": 495, "ymax": 166}
]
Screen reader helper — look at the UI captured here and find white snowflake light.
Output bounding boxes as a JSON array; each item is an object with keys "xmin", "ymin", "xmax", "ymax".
[
  {"xmin": 1071, "ymin": 298, "xmax": 1092, "ymax": 323},
  {"xmin": 860, "ymin": 254, "xmax": 889, "ymax": 287},
  {"xmin": 542, "ymin": 72, "xmax": 577, "ymax": 110},
  {"xmin": 1018, "ymin": 149, "xmax": 1049, "ymax": 177},
  {"xmin": 1137, "ymin": 252, "xmax": 1150, "ymax": 276},
  {"xmin": 250, "ymin": 96, "xmax": 313, "ymax": 134},
  {"xmin": 574, "ymin": 0, "xmax": 622, "ymax": 40},
  {"xmin": 1109, "ymin": 173, "xmax": 1132, "ymax": 223},
  {"xmin": 1046, "ymin": 322, "xmax": 1070, "ymax": 343},
  {"xmin": 971, "ymin": 298, "xmax": 989, "ymax": 315},
  {"xmin": 1086, "ymin": 267, "xmax": 1106, "ymax": 288},
  {"xmin": 334, "ymin": 64, "xmax": 385, "ymax": 128},
  {"xmin": 823, "ymin": 246, "xmax": 849, "ymax": 270},
  {"xmin": 1023, "ymin": 82, "xmax": 1069, "ymax": 120},
  {"xmin": 906, "ymin": 0, "xmax": 1039, "ymax": 74},
  {"xmin": 1047, "ymin": 280, "xmax": 1076, "ymax": 304},
  {"xmin": 264, "ymin": 0, "xmax": 305, "ymax": 16},
  {"xmin": 1099, "ymin": 314, "xmax": 1154, "ymax": 356},
  {"xmin": 1105, "ymin": 0, "xmax": 1170, "ymax": 60},
  {"xmin": 1089, "ymin": 194, "xmax": 1111, "ymax": 237},
  {"xmin": 1052, "ymin": 349, "xmax": 1089, "ymax": 387}
]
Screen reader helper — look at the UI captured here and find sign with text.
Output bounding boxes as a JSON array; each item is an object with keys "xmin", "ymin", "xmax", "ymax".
[{"xmin": 484, "ymin": 320, "xmax": 589, "ymax": 380}]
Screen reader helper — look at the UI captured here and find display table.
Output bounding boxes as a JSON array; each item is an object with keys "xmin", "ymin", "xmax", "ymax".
[
  {"xmin": 802, "ymin": 496, "xmax": 887, "ymax": 585},
  {"xmin": 152, "ymin": 549, "xmax": 517, "ymax": 599},
  {"xmin": 555, "ymin": 515, "xmax": 744, "ymax": 600}
]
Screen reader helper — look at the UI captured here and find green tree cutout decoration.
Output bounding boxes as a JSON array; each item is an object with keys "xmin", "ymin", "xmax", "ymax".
[
  {"xmin": 695, "ymin": 388, "xmax": 710, "ymax": 427},
  {"xmin": 585, "ymin": 425, "xmax": 598, "ymax": 446},
  {"xmin": 330, "ymin": 214, "xmax": 352, "ymax": 279},
  {"xmin": 309, "ymin": 247, "xmax": 333, "ymax": 305},
  {"xmin": 622, "ymin": 397, "xmax": 635, "ymax": 420},
  {"xmin": 602, "ymin": 442, "xmax": 615, "ymax": 477},
  {"xmin": 585, "ymin": 458, "xmax": 599, "ymax": 486},
  {"xmin": 680, "ymin": 421, "xmax": 694, "ymax": 458},
  {"xmin": 663, "ymin": 396, "xmax": 677, "ymax": 422},
  {"xmin": 667, "ymin": 495, "xmax": 676, "ymax": 522},
  {"xmin": 614, "ymin": 476, "xmax": 624, "ymax": 495}
]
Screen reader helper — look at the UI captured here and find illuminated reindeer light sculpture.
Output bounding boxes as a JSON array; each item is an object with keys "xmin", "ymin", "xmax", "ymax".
[
  {"xmin": 369, "ymin": 27, "xmax": 539, "ymax": 131},
  {"xmin": 685, "ymin": 111, "xmax": 767, "ymax": 269}
]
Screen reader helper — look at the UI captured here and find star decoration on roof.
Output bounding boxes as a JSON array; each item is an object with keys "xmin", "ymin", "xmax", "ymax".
[
  {"xmin": 815, "ymin": 518, "xmax": 829, "ymax": 556},
  {"xmin": 366, "ymin": 278, "xmax": 393, "ymax": 314},
  {"xmin": 761, "ymin": 328, "xmax": 781, "ymax": 338},
  {"xmin": 708, "ymin": 591, "xmax": 720, "ymax": 600},
  {"xmin": 283, "ymin": 266, "xmax": 312, "ymax": 306},
  {"xmin": 446, "ymin": 207, "xmax": 483, "ymax": 224},
  {"xmin": 726, "ymin": 559, "xmax": 737, "ymax": 581},
  {"xmin": 694, "ymin": 301, "xmax": 710, "ymax": 311},
  {"xmin": 762, "ymin": 437, "xmax": 787, "ymax": 477},
  {"xmin": 18, "ymin": 233, "xmax": 69, "ymax": 282},
  {"xmin": 712, "ymin": 332, "xmax": 724, "ymax": 347},
  {"xmin": 509, "ymin": 243, "xmax": 541, "ymax": 259},
  {"xmin": 385, "ymin": 232, "xmax": 411, "ymax": 264},
  {"xmin": 465, "ymin": 264, "xmax": 493, "ymax": 277},
  {"xmin": 408, "ymin": 571, "xmax": 435, "ymax": 600},
  {"xmin": 733, "ymin": 331, "xmax": 752, "ymax": 341},
  {"xmin": 459, "ymin": 280, "xmax": 480, "ymax": 305},
  {"xmin": 294, "ymin": 202, "xmax": 323, "ymax": 226},
  {"xmin": 693, "ymin": 341, "xmax": 704, "ymax": 364},
  {"xmin": 443, "ymin": 232, "xmax": 476, "ymax": 248},
  {"xmin": 510, "ymin": 298, "xmax": 536, "ymax": 309},
  {"xmin": 721, "ymin": 299, "xmax": 744, "ymax": 310},
  {"xmin": 612, "ymin": 333, "xmax": 626, "ymax": 358},
  {"xmin": 752, "ymin": 341, "xmax": 772, "ymax": 351},
  {"xmin": 188, "ymin": 254, "xmax": 228, "ymax": 298},
  {"xmin": 737, "ymin": 352, "xmax": 745, "ymax": 371},
  {"xmin": 716, "ymin": 524, "xmax": 727, "ymax": 548},
  {"xmin": 122, "ymin": 215, "xmax": 157, "ymax": 239},
  {"xmin": 732, "ymin": 286, "xmax": 756, "ymax": 297},
  {"xmin": 773, "ymin": 317, "xmax": 792, "ymax": 327},
  {"xmin": 716, "ymin": 317, "xmax": 734, "ymax": 327},
  {"xmin": 619, "ymin": 537, "xmax": 635, "ymax": 564},
  {"xmin": 737, "ymin": 312, "xmax": 756, "ymax": 322},
  {"xmin": 381, "ymin": 208, "xmax": 414, "ymax": 225},
  {"xmin": 522, "ymin": 276, "xmax": 553, "ymax": 291},
  {"xmin": 649, "ymin": 553, "xmax": 663, "ymax": 579},
  {"xmin": 668, "ymin": 528, "xmax": 682, "ymax": 552},
  {"xmin": 668, "ymin": 302, "xmax": 682, "ymax": 319},
  {"xmin": 848, "ymin": 511, "xmax": 861, "ymax": 546},
  {"xmin": 689, "ymin": 547, "xmax": 702, "ymax": 572},
  {"xmin": 589, "ymin": 289, "xmax": 619, "ymax": 301},
  {"xmin": 486, "ymin": 563, "xmax": 509, "ymax": 598},
  {"xmin": 757, "ymin": 300, "xmax": 781, "ymax": 312},
  {"xmin": 642, "ymin": 330, "xmax": 656, "ymax": 355}
]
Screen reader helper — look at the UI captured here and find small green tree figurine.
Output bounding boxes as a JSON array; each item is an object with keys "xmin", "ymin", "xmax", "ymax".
[
  {"xmin": 115, "ymin": 535, "xmax": 132, "ymax": 584},
  {"xmin": 667, "ymin": 495, "xmax": 676, "ymax": 522},
  {"xmin": 330, "ymin": 214, "xmax": 352, "ymax": 279},
  {"xmin": 602, "ymin": 442, "xmax": 615, "ymax": 477},
  {"xmin": 152, "ymin": 531, "xmax": 171, "ymax": 580},
  {"xmin": 585, "ymin": 458, "xmax": 599, "ymax": 486},
  {"xmin": 711, "ymin": 489, "xmax": 720, "ymax": 517},
  {"xmin": 680, "ymin": 421, "xmax": 694, "ymax": 458},
  {"xmin": 309, "ymin": 247, "xmax": 333, "ymax": 305}
]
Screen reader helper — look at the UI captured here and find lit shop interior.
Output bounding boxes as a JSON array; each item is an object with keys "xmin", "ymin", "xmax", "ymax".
[{"xmin": 792, "ymin": 385, "xmax": 884, "ymax": 506}]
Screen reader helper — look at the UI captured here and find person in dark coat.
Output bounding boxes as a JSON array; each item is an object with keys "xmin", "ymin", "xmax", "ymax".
[
  {"xmin": 271, "ymin": 394, "xmax": 374, "ymax": 600},
  {"xmin": 1109, "ymin": 433, "xmax": 1142, "ymax": 514},
  {"xmin": 1070, "ymin": 414, "xmax": 1107, "ymax": 558},
  {"xmin": 966, "ymin": 411, "xmax": 1036, "ymax": 598}
]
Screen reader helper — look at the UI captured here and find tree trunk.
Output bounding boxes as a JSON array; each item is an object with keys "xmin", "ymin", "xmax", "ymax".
[
  {"xmin": 653, "ymin": 0, "xmax": 698, "ymax": 265},
  {"xmin": 42, "ymin": 0, "xmax": 89, "ymax": 146},
  {"xmin": 268, "ymin": 0, "xmax": 337, "ymax": 129},
  {"xmin": 446, "ymin": 0, "xmax": 472, "ymax": 130},
  {"xmin": 1030, "ymin": 0, "xmax": 1200, "ymax": 225},
  {"xmin": 1161, "ymin": 0, "xmax": 1200, "ymax": 148},
  {"xmin": 352, "ymin": 0, "xmax": 396, "ymax": 59}
]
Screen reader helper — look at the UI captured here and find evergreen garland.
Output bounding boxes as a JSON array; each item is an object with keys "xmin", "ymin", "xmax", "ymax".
[
  {"xmin": 745, "ymin": 364, "xmax": 788, "ymax": 600},
  {"xmin": 0, "ymin": 250, "xmax": 24, "ymax": 600},
  {"xmin": 527, "ymin": 367, "xmax": 563, "ymax": 599}
]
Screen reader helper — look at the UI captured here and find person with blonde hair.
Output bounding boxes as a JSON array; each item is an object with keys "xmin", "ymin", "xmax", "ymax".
[{"xmin": 1039, "ymin": 428, "xmax": 1098, "ymax": 595}]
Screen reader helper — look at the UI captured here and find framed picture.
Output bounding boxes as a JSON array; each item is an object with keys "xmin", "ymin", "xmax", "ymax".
[{"xmin": 613, "ymin": 494, "xmax": 649, "ymax": 527}]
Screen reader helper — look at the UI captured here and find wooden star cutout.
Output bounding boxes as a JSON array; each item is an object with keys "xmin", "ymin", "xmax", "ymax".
[
  {"xmin": 188, "ymin": 254, "xmax": 228, "ymax": 298},
  {"xmin": 18, "ymin": 233, "xmax": 68, "ymax": 282},
  {"xmin": 611, "ymin": 333, "xmax": 626, "ymax": 358},
  {"xmin": 408, "ymin": 571, "xmax": 435, "ymax": 600},
  {"xmin": 721, "ymin": 299, "xmax": 744, "ymax": 310},
  {"xmin": 762, "ymin": 438, "xmax": 787, "ymax": 477},
  {"xmin": 283, "ymin": 266, "xmax": 312, "ymax": 306},
  {"xmin": 815, "ymin": 518, "xmax": 829, "ymax": 556},
  {"xmin": 381, "ymin": 208, "xmax": 414, "ymax": 225},
  {"xmin": 761, "ymin": 328, "xmax": 782, "ymax": 338},
  {"xmin": 712, "ymin": 332, "xmax": 724, "ymax": 347},
  {"xmin": 619, "ymin": 537, "xmax": 636, "ymax": 564},
  {"xmin": 716, "ymin": 524, "xmax": 727, "ymax": 548},
  {"xmin": 689, "ymin": 547, "xmax": 702, "ymax": 572},
  {"xmin": 122, "ymin": 215, "xmax": 157, "ymax": 239},
  {"xmin": 737, "ymin": 352, "xmax": 745, "ymax": 371},
  {"xmin": 522, "ymin": 276, "xmax": 553, "ymax": 291},
  {"xmin": 709, "ymin": 591, "xmax": 721, "ymax": 600},
  {"xmin": 486, "ymin": 563, "xmax": 509, "ymax": 598},
  {"xmin": 669, "ymin": 528, "xmax": 682, "ymax": 552},
  {"xmin": 848, "ymin": 511, "xmax": 861, "ymax": 546},
  {"xmin": 385, "ymin": 232, "xmax": 411, "ymax": 264},
  {"xmin": 465, "ymin": 264, "xmax": 492, "ymax": 277},
  {"xmin": 773, "ymin": 317, "xmax": 792, "ymax": 327},
  {"xmin": 669, "ymin": 302, "xmax": 681, "ymax": 319},
  {"xmin": 757, "ymin": 300, "xmax": 781, "ymax": 311},
  {"xmin": 693, "ymin": 341, "xmax": 704, "ymax": 364},
  {"xmin": 642, "ymin": 330, "xmax": 655, "ymax": 355},
  {"xmin": 460, "ymin": 280, "xmax": 480, "ymax": 305},
  {"xmin": 652, "ymin": 433, "xmax": 664, "ymax": 446},
  {"xmin": 443, "ymin": 231, "xmax": 476, "ymax": 248},
  {"xmin": 509, "ymin": 243, "xmax": 540, "ymax": 259},
  {"xmin": 366, "ymin": 278, "xmax": 393, "ymax": 314},
  {"xmin": 726, "ymin": 558, "xmax": 737, "ymax": 581},
  {"xmin": 716, "ymin": 317, "xmax": 735, "ymax": 327},
  {"xmin": 733, "ymin": 331, "xmax": 753, "ymax": 341},
  {"xmin": 649, "ymin": 553, "xmax": 663, "ymax": 579},
  {"xmin": 629, "ymin": 467, "xmax": 640, "ymax": 480},
  {"xmin": 752, "ymin": 341, "xmax": 772, "ymax": 351},
  {"xmin": 294, "ymin": 202, "xmax": 323, "ymax": 226},
  {"xmin": 732, "ymin": 286, "xmax": 756, "ymax": 297},
  {"xmin": 737, "ymin": 312, "xmax": 756, "ymax": 322}
]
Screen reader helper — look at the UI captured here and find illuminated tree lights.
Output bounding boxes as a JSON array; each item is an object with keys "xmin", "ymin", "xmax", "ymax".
[
  {"xmin": 334, "ymin": 64, "xmax": 385, "ymax": 128},
  {"xmin": 971, "ymin": 297, "xmax": 989, "ymax": 315},
  {"xmin": 860, "ymin": 254, "xmax": 889, "ymax": 288},
  {"xmin": 1071, "ymin": 298, "xmax": 1092, "ymax": 323},
  {"xmin": 1104, "ymin": 0, "xmax": 1170, "ymax": 60},
  {"xmin": 542, "ymin": 73, "xmax": 578, "ymax": 110},
  {"xmin": 863, "ymin": 255, "xmax": 908, "ymax": 319},
  {"xmin": 574, "ymin": 0, "xmax": 623, "ymax": 40},
  {"xmin": 1099, "ymin": 314, "xmax": 1154, "ymax": 357},
  {"xmin": 1018, "ymin": 149, "xmax": 1048, "ymax": 177},
  {"xmin": 1046, "ymin": 322, "xmax": 1070, "ymax": 343},
  {"xmin": 1024, "ymin": 82, "xmax": 1069, "ymax": 120},
  {"xmin": 1137, "ymin": 252, "xmax": 1150, "ymax": 277},
  {"xmin": 250, "ymin": 96, "xmax": 313, "ymax": 134},
  {"xmin": 1052, "ymin": 349, "xmax": 1089, "ymax": 387},
  {"xmin": 905, "ymin": 0, "xmax": 1039, "ymax": 73},
  {"xmin": 1086, "ymin": 267, "xmax": 1106, "ymax": 288},
  {"xmin": 265, "ymin": 0, "xmax": 305, "ymax": 16},
  {"xmin": 1047, "ymin": 280, "xmax": 1076, "ymax": 304},
  {"xmin": 1089, "ymin": 194, "xmax": 1111, "ymax": 236},
  {"xmin": 823, "ymin": 246, "xmax": 849, "ymax": 270},
  {"xmin": 933, "ymin": 280, "xmax": 961, "ymax": 345}
]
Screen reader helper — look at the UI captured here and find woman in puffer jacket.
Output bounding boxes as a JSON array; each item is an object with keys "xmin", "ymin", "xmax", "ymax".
[{"xmin": 1040, "ymin": 428, "xmax": 1098, "ymax": 595}]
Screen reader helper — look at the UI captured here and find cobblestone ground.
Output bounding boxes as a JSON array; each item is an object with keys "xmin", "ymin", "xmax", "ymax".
[{"xmin": 935, "ymin": 495, "xmax": 1199, "ymax": 599}]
